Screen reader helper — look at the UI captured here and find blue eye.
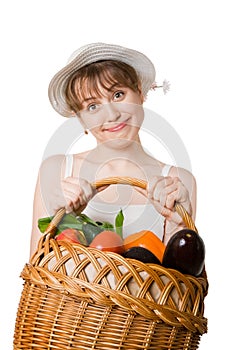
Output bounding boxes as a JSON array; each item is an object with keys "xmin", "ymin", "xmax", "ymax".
[
  {"xmin": 88, "ymin": 104, "xmax": 98, "ymax": 112},
  {"xmin": 114, "ymin": 91, "xmax": 124, "ymax": 100}
]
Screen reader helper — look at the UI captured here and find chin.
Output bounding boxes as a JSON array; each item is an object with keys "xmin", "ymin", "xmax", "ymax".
[{"xmin": 106, "ymin": 137, "xmax": 137, "ymax": 150}]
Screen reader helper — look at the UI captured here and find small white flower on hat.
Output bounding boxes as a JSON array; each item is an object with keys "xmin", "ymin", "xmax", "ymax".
[{"xmin": 151, "ymin": 79, "xmax": 170, "ymax": 94}]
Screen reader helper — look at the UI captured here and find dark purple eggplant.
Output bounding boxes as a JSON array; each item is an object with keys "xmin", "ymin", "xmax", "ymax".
[{"xmin": 162, "ymin": 229, "xmax": 205, "ymax": 276}]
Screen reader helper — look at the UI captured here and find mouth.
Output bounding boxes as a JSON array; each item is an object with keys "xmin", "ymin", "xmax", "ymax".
[{"xmin": 104, "ymin": 118, "xmax": 130, "ymax": 132}]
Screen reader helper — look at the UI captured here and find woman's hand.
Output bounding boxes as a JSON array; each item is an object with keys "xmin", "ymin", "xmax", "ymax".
[
  {"xmin": 147, "ymin": 176, "xmax": 192, "ymax": 224},
  {"xmin": 51, "ymin": 177, "xmax": 100, "ymax": 214}
]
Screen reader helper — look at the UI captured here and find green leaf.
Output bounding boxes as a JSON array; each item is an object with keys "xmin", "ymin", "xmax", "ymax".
[
  {"xmin": 60, "ymin": 213, "xmax": 81, "ymax": 226},
  {"xmin": 77, "ymin": 213, "xmax": 99, "ymax": 226},
  {"xmin": 102, "ymin": 221, "xmax": 115, "ymax": 230},
  {"xmin": 38, "ymin": 216, "xmax": 53, "ymax": 233},
  {"xmin": 115, "ymin": 209, "xmax": 124, "ymax": 238},
  {"xmin": 38, "ymin": 213, "xmax": 82, "ymax": 234},
  {"xmin": 58, "ymin": 213, "xmax": 83, "ymax": 232},
  {"xmin": 58, "ymin": 222, "xmax": 83, "ymax": 232},
  {"xmin": 38, "ymin": 210, "xmax": 125, "ymax": 242}
]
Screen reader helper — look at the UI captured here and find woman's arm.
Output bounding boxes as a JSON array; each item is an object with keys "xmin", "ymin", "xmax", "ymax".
[
  {"xmin": 133, "ymin": 165, "xmax": 196, "ymax": 243},
  {"xmin": 30, "ymin": 154, "xmax": 99, "ymax": 257},
  {"xmin": 163, "ymin": 166, "xmax": 197, "ymax": 244},
  {"xmin": 30, "ymin": 154, "xmax": 66, "ymax": 256}
]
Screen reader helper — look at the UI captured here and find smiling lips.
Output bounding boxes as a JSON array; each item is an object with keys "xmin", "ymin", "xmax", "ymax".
[{"xmin": 105, "ymin": 122, "xmax": 128, "ymax": 132}]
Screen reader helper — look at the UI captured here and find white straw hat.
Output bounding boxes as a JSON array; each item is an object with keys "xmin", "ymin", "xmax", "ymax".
[{"xmin": 48, "ymin": 42, "xmax": 156, "ymax": 117}]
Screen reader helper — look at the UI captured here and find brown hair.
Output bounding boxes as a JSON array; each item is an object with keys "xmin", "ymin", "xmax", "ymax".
[{"xmin": 65, "ymin": 60, "xmax": 141, "ymax": 113}]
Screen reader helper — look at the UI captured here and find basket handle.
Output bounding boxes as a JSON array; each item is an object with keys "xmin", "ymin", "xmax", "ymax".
[
  {"xmin": 94, "ymin": 177, "xmax": 197, "ymax": 232},
  {"xmin": 44, "ymin": 176, "xmax": 197, "ymax": 235}
]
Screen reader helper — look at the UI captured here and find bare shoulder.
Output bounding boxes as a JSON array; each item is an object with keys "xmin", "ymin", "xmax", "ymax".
[
  {"xmin": 39, "ymin": 154, "xmax": 66, "ymax": 178},
  {"xmin": 169, "ymin": 166, "xmax": 196, "ymax": 181},
  {"xmin": 73, "ymin": 150, "xmax": 91, "ymax": 161},
  {"xmin": 40, "ymin": 154, "xmax": 66, "ymax": 166},
  {"xmin": 40, "ymin": 151, "xmax": 92, "ymax": 178}
]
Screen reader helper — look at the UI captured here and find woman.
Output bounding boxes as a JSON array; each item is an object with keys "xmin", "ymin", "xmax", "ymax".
[{"xmin": 30, "ymin": 43, "xmax": 196, "ymax": 255}]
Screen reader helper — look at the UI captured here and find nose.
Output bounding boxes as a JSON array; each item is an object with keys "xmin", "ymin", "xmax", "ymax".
[{"xmin": 105, "ymin": 102, "xmax": 121, "ymax": 122}]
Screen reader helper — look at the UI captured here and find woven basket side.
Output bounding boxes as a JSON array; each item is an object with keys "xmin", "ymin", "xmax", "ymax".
[
  {"xmin": 20, "ymin": 264, "xmax": 207, "ymax": 335},
  {"xmin": 21, "ymin": 239, "xmax": 207, "ymax": 335},
  {"xmin": 14, "ymin": 282, "xmax": 203, "ymax": 350}
]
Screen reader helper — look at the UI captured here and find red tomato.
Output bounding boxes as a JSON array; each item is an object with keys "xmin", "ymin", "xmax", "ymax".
[
  {"xmin": 56, "ymin": 228, "xmax": 87, "ymax": 245},
  {"xmin": 56, "ymin": 228, "xmax": 81, "ymax": 243},
  {"xmin": 90, "ymin": 230, "xmax": 124, "ymax": 254}
]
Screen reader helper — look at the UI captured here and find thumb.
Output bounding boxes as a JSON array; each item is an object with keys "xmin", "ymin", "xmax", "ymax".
[
  {"xmin": 96, "ymin": 185, "xmax": 109, "ymax": 193},
  {"xmin": 133, "ymin": 186, "xmax": 148, "ymax": 197},
  {"xmin": 150, "ymin": 199, "xmax": 183, "ymax": 225},
  {"xmin": 165, "ymin": 210, "xmax": 183, "ymax": 225}
]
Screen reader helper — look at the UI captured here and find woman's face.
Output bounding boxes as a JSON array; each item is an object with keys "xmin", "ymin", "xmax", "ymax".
[{"xmin": 78, "ymin": 82, "xmax": 144, "ymax": 147}]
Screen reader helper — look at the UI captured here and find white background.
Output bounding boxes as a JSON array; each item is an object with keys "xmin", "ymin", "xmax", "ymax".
[{"xmin": 1, "ymin": 1, "xmax": 232, "ymax": 348}]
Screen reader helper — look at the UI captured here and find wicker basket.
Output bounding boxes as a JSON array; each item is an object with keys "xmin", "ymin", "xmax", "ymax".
[{"xmin": 14, "ymin": 177, "xmax": 208, "ymax": 350}]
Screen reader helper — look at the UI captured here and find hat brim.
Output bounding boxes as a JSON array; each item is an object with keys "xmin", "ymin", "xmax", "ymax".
[{"xmin": 48, "ymin": 43, "xmax": 156, "ymax": 117}]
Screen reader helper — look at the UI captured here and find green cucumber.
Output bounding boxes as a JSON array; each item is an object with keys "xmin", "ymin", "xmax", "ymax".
[{"xmin": 82, "ymin": 223, "xmax": 104, "ymax": 245}]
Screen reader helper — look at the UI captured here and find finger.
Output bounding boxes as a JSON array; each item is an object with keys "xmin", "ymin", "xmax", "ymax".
[
  {"xmin": 149, "ymin": 177, "xmax": 175, "ymax": 205},
  {"xmin": 168, "ymin": 210, "xmax": 183, "ymax": 225},
  {"xmin": 149, "ymin": 198, "xmax": 173, "ymax": 218},
  {"xmin": 133, "ymin": 186, "xmax": 148, "ymax": 198},
  {"xmin": 151, "ymin": 198, "xmax": 183, "ymax": 225},
  {"xmin": 159, "ymin": 182, "xmax": 178, "ymax": 207},
  {"xmin": 62, "ymin": 189, "xmax": 80, "ymax": 210},
  {"xmin": 164, "ymin": 192, "xmax": 176, "ymax": 209},
  {"xmin": 79, "ymin": 182, "xmax": 95, "ymax": 203},
  {"xmin": 161, "ymin": 183, "xmax": 181, "ymax": 209},
  {"xmin": 61, "ymin": 179, "xmax": 82, "ymax": 196},
  {"xmin": 49, "ymin": 187, "xmax": 80, "ymax": 214},
  {"xmin": 50, "ymin": 195, "xmax": 73, "ymax": 214},
  {"xmin": 96, "ymin": 185, "xmax": 109, "ymax": 193},
  {"xmin": 165, "ymin": 182, "xmax": 189, "ymax": 207},
  {"xmin": 62, "ymin": 178, "xmax": 94, "ymax": 203},
  {"xmin": 62, "ymin": 176, "xmax": 81, "ymax": 184},
  {"xmin": 74, "ymin": 203, "xmax": 88, "ymax": 215},
  {"xmin": 65, "ymin": 205, "xmax": 75, "ymax": 214},
  {"xmin": 148, "ymin": 176, "xmax": 174, "ymax": 200},
  {"xmin": 147, "ymin": 177, "xmax": 160, "ymax": 199},
  {"xmin": 176, "ymin": 182, "xmax": 189, "ymax": 204}
]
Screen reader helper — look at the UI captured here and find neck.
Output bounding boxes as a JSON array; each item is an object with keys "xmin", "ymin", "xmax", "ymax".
[{"xmin": 93, "ymin": 136, "xmax": 146, "ymax": 163}]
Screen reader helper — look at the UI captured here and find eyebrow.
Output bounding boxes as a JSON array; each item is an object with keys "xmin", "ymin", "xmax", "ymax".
[
  {"xmin": 82, "ymin": 97, "xmax": 96, "ymax": 103},
  {"xmin": 81, "ymin": 83, "xmax": 125, "ymax": 105},
  {"xmin": 109, "ymin": 83, "xmax": 124, "ymax": 91}
]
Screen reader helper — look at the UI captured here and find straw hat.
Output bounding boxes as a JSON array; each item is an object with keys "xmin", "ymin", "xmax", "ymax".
[{"xmin": 48, "ymin": 42, "xmax": 156, "ymax": 117}]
